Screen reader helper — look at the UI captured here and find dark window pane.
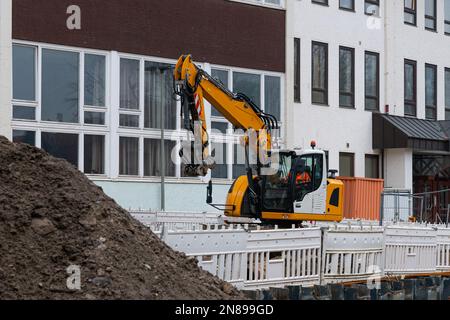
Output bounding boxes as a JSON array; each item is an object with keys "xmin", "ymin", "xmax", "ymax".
[
  {"xmin": 425, "ymin": 0, "xmax": 436, "ymax": 30},
  {"xmin": 144, "ymin": 62, "xmax": 176, "ymax": 129},
  {"xmin": 365, "ymin": 0, "xmax": 380, "ymax": 15},
  {"xmin": 120, "ymin": 58, "xmax": 140, "ymax": 110},
  {"xmin": 84, "ymin": 111, "xmax": 105, "ymax": 125},
  {"xmin": 339, "ymin": 47, "xmax": 354, "ymax": 108},
  {"xmin": 41, "ymin": 132, "xmax": 79, "ymax": 167},
  {"xmin": 84, "ymin": 54, "xmax": 105, "ymax": 106},
  {"xmin": 446, "ymin": 0, "xmax": 450, "ymax": 33},
  {"xmin": 294, "ymin": 38, "xmax": 301, "ymax": 103},
  {"xmin": 144, "ymin": 139, "xmax": 176, "ymax": 177},
  {"xmin": 425, "ymin": 64, "xmax": 437, "ymax": 120},
  {"xmin": 119, "ymin": 137, "xmax": 139, "ymax": 175},
  {"xmin": 233, "ymin": 72, "xmax": 261, "ymax": 106},
  {"xmin": 13, "ymin": 45, "xmax": 36, "ymax": 101},
  {"xmin": 264, "ymin": 76, "xmax": 281, "ymax": 120},
  {"xmin": 84, "ymin": 135, "xmax": 105, "ymax": 174},
  {"xmin": 365, "ymin": 52, "xmax": 379, "ymax": 111},
  {"xmin": 13, "ymin": 105, "xmax": 35, "ymax": 120},
  {"xmin": 340, "ymin": 0, "xmax": 354, "ymax": 10},
  {"xmin": 42, "ymin": 49, "xmax": 79, "ymax": 123},
  {"xmin": 404, "ymin": 60, "xmax": 416, "ymax": 116},
  {"xmin": 211, "ymin": 142, "xmax": 228, "ymax": 179},
  {"xmin": 339, "ymin": 152, "xmax": 354, "ymax": 177},
  {"xmin": 445, "ymin": 69, "xmax": 450, "ymax": 118},
  {"xmin": 312, "ymin": 42, "xmax": 328, "ymax": 104},
  {"xmin": 211, "ymin": 69, "xmax": 229, "ymax": 117},
  {"xmin": 212, "ymin": 122, "xmax": 228, "ymax": 134},
  {"xmin": 119, "ymin": 114, "xmax": 140, "ymax": 127},
  {"xmin": 13, "ymin": 130, "xmax": 35, "ymax": 146},
  {"xmin": 365, "ymin": 155, "xmax": 379, "ymax": 179}
]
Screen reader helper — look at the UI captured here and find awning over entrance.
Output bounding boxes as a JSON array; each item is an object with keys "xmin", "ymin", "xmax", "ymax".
[{"xmin": 373, "ymin": 113, "xmax": 450, "ymax": 152}]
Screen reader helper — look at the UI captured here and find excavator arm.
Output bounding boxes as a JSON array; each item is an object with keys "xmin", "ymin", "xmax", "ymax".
[{"xmin": 173, "ymin": 55, "xmax": 278, "ymax": 178}]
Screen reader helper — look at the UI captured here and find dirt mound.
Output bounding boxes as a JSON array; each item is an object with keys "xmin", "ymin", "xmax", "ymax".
[{"xmin": 0, "ymin": 136, "xmax": 243, "ymax": 300}]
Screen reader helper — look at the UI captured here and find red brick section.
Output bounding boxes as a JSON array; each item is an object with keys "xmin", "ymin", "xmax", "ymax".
[{"xmin": 12, "ymin": 0, "xmax": 285, "ymax": 72}]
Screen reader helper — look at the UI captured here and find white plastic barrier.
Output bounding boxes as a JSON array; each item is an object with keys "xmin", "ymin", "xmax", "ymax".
[
  {"xmin": 437, "ymin": 227, "xmax": 450, "ymax": 271},
  {"xmin": 322, "ymin": 225, "xmax": 384, "ymax": 284},
  {"xmin": 384, "ymin": 225, "xmax": 437, "ymax": 274},
  {"xmin": 161, "ymin": 225, "xmax": 322, "ymax": 290}
]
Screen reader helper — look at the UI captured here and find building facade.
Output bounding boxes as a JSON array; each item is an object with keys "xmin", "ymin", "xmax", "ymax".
[
  {"xmin": 0, "ymin": 0, "xmax": 12, "ymax": 139},
  {"xmin": 7, "ymin": 0, "xmax": 286, "ymax": 212}
]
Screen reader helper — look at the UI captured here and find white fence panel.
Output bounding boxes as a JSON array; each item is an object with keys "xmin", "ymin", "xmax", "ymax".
[
  {"xmin": 437, "ymin": 227, "xmax": 450, "ymax": 271},
  {"xmin": 384, "ymin": 225, "xmax": 437, "ymax": 274},
  {"xmin": 244, "ymin": 227, "xmax": 322, "ymax": 289},
  {"xmin": 322, "ymin": 226, "xmax": 384, "ymax": 284}
]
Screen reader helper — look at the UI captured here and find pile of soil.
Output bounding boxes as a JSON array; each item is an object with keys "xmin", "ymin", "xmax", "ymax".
[{"xmin": 0, "ymin": 136, "xmax": 243, "ymax": 300}]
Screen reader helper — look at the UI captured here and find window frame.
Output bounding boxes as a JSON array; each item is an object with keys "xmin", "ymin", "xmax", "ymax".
[
  {"xmin": 404, "ymin": 59, "xmax": 417, "ymax": 117},
  {"xmin": 365, "ymin": 0, "xmax": 380, "ymax": 16},
  {"xmin": 425, "ymin": 0, "xmax": 437, "ymax": 31},
  {"xmin": 311, "ymin": 41, "xmax": 329, "ymax": 106},
  {"xmin": 446, "ymin": 67, "xmax": 450, "ymax": 120},
  {"xmin": 404, "ymin": 0, "xmax": 417, "ymax": 26},
  {"xmin": 425, "ymin": 63, "xmax": 438, "ymax": 121},
  {"xmin": 365, "ymin": 154, "xmax": 380, "ymax": 179},
  {"xmin": 364, "ymin": 51, "xmax": 380, "ymax": 112},
  {"xmin": 339, "ymin": 46, "xmax": 355, "ymax": 109},
  {"xmin": 294, "ymin": 38, "xmax": 301, "ymax": 103},
  {"xmin": 339, "ymin": 152, "xmax": 355, "ymax": 177},
  {"xmin": 339, "ymin": 0, "xmax": 355, "ymax": 12}
]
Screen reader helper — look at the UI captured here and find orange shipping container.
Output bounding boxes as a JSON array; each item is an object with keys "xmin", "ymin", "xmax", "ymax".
[{"xmin": 337, "ymin": 177, "xmax": 384, "ymax": 221}]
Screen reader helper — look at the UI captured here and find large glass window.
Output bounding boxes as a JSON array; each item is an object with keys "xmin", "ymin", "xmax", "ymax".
[
  {"xmin": 42, "ymin": 49, "xmax": 79, "ymax": 123},
  {"xmin": 339, "ymin": 0, "xmax": 355, "ymax": 10},
  {"xmin": 339, "ymin": 46, "xmax": 355, "ymax": 108},
  {"xmin": 13, "ymin": 130, "xmax": 35, "ymax": 146},
  {"xmin": 119, "ymin": 137, "xmax": 139, "ymax": 175},
  {"xmin": 339, "ymin": 152, "xmax": 354, "ymax": 177},
  {"xmin": 211, "ymin": 142, "xmax": 228, "ymax": 179},
  {"xmin": 404, "ymin": 0, "xmax": 417, "ymax": 25},
  {"xmin": 265, "ymin": 75, "xmax": 281, "ymax": 120},
  {"xmin": 144, "ymin": 139, "xmax": 176, "ymax": 177},
  {"xmin": 446, "ymin": 68, "xmax": 450, "ymax": 120},
  {"xmin": 365, "ymin": 155, "xmax": 379, "ymax": 179},
  {"xmin": 365, "ymin": 51, "xmax": 380, "ymax": 111},
  {"xmin": 41, "ymin": 132, "xmax": 79, "ymax": 167},
  {"xmin": 84, "ymin": 54, "xmax": 106, "ymax": 107},
  {"xmin": 84, "ymin": 135, "xmax": 105, "ymax": 175},
  {"xmin": 425, "ymin": 0, "xmax": 437, "ymax": 31},
  {"xmin": 233, "ymin": 72, "xmax": 261, "ymax": 107},
  {"xmin": 425, "ymin": 64, "xmax": 437, "ymax": 120},
  {"xmin": 311, "ymin": 41, "xmax": 328, "ymax": 105},
  {"xmin": 144, "ymin": 62, "xmax": 176, "ymax": 129},
  {"xmin": 13, "ymin": 45, "xmax": 36, "ymax": 101},
  {"xmin": 404, "ymin": 60, "xmax": 417, "ymax": 117},
  {"xmin": 211, "ymin": 69, "xmax": 229, "ymax": 117},
  {"xmin": 120, "ymin": 58, "xmax": 140, "ymax": 110}
]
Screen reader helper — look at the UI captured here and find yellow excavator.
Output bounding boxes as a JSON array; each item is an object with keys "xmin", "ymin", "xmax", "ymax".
[{"xmin": 174, "ymin": 55, "xmax": 344, "ymax": 224}]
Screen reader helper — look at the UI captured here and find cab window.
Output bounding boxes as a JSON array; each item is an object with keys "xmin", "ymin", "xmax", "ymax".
[{"xmin": 295, "ymin": 154, "xmax": 323, "ymax": 201}]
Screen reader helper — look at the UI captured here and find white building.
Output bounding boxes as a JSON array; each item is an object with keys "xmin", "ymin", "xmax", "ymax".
[
  {"xmin": 286, "ymin": 0, "xmax": 450, "ymax": 201},
  {"xmin": 0, "ymin": 0, "xmax": 12, "ymax": 139}
]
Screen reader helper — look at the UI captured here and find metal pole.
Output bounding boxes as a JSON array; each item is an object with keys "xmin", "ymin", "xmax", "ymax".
[
  {"xmin": 160, "ymin": 69, "xmax": 165, "ymax": 212},
  {"xmin": 379, "ymin": 192, "xmax": 384, "ymax": 226}
]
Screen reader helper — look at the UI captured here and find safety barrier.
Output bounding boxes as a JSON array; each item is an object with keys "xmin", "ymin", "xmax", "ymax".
[{"xmin": 131, "ymin": 211, "xmax": 450, "ymax": 289}]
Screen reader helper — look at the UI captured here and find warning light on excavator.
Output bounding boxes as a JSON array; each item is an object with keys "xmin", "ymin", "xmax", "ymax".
[{"xmin": 310, "ymin": 140, "xmax": 316, "ymax": 149}]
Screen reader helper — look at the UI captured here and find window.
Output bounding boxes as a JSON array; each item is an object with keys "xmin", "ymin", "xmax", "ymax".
[
  {"xmin": 294, "ymin": 38, "xmax": 301, "ymax": 103},
  {"xmin": 425, "ymin": 0, "xmax": 437, "ymax": 31},
  {"xmin": 211, "ymin": 69, "xmax": 230, "ymax": 117},
  {"xmin": 365, "ymin": 0, "xmax": 380, "ymax": 15},
  {"xmin": 311, "ymin": 41, "xmax": 328, "ymax": 105},
  {"xmin": 365, "ymin": 155, "xmax": 379, "ymax": 179},
  {"xmin": 120, "ymin": 58, "xmax": 140, "ymax": 110},
  {"xmin": 41, "ymin": 132, "xmax": 79, "ymax": 167},
  {"xmin": 294, "ymin": 154, "xmax": 324, "ymax": 202},
  {"xmin": 365, "ymin": 52, "xmax": 380, "ymax": 111},
  {"xmin": 233, "ymin": 72, "xmax": 261, "ymax": 106},
  {"xmin": 446, "ymin": 68, "xmax": 450, "ymax": 120},
  {"xmin": 265, "ymin": 76, "xmax": 281, "ymax": 120},
  {"xmin": 404, "ymin": 0, "xmax": 417, "ymax": 25},
  {"xmin": 339, "ymin": 0, "xmax": 355, "ymax": 11},
  {"xmin": 13, "ymin": 105, "xmax": 35, "ymax": 120},
  {"xmin": 425, "ymin": 64, "xmax": 437, "ymax": 120},
  {"xmin": 312, "ymin": 0, "xmax": 328, "ymax": 6},
  {"xmin": 339, "ymin": 152, "xmax": 354, "ymax": 177},
  {"xmin": 13, "ymin": 130, "xmax": 35, "ymax": 146},
  {"xmin": 84, "ymin": 54, "xmax": 106, "ymax": 107},
  {"xmin": 120, "ymin": 114, "xmax": 140, "ymax": 128},
  {"xmin": 446, "ymin": 0, "xmax": 450, "ymax": 34},
  {"xmin": 211, "ymin": 142, "xmax": 228, "ymax": 179},
  {"xmin": 84, "ymin": 111, "xmax": 105, "ymax": 125},
  {"xmin": 144, "ymin": 139, "xmax": 176, "ymax": 177},
  {"xmin": 144, "ymin": 62, "xmax": 176, "ymax": 129},
  {"xmin": 42, "ymin": 49, "xmax": 79, "ymax": 123},
  {"xmin": 12, "ymin": 45, "xmax": 36, "ymax": 101},
  {"xmin": 84, "ymin": 135, "xmax": 105, "ymax": 175},
  {"xmin": 339, "ymin": 47, "xmax": 355, "ymax": 108},
  {"xmin": 119, "ymin": 137, "xmax": 139, "ymax": 175},
  {"xmin": 404, "ymin": 60, "xmax": 417, "ymax": 117},
  {"xmin": 233, "ymin": 144, "xmax": 247, "ymax": 179}
]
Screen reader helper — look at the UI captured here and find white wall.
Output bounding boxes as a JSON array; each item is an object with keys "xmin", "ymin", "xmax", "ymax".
[
  {"xmin": 385, "ymin": 0, "xmax": 450, "ymax": 119},
  {"xmin": 0, "ymin": 0, "xmax": 12, "ymax": 139},
  {"xmin": 286, "ymin": 0, "xmax": 385, "ymax": 177},
  {"xmin": 384, "ymin": 148, "xmax": 413, "ymax": 191}
]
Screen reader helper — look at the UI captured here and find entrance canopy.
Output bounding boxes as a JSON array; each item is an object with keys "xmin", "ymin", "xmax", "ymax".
[{"xmin": 373, "ymin": 113, "xmax": 450, "ymax": 152}]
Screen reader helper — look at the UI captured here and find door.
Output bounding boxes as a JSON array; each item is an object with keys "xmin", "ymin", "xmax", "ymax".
[{"xmin": 293, "ymin": 153, "xmax": 327, "ymax": 215}]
